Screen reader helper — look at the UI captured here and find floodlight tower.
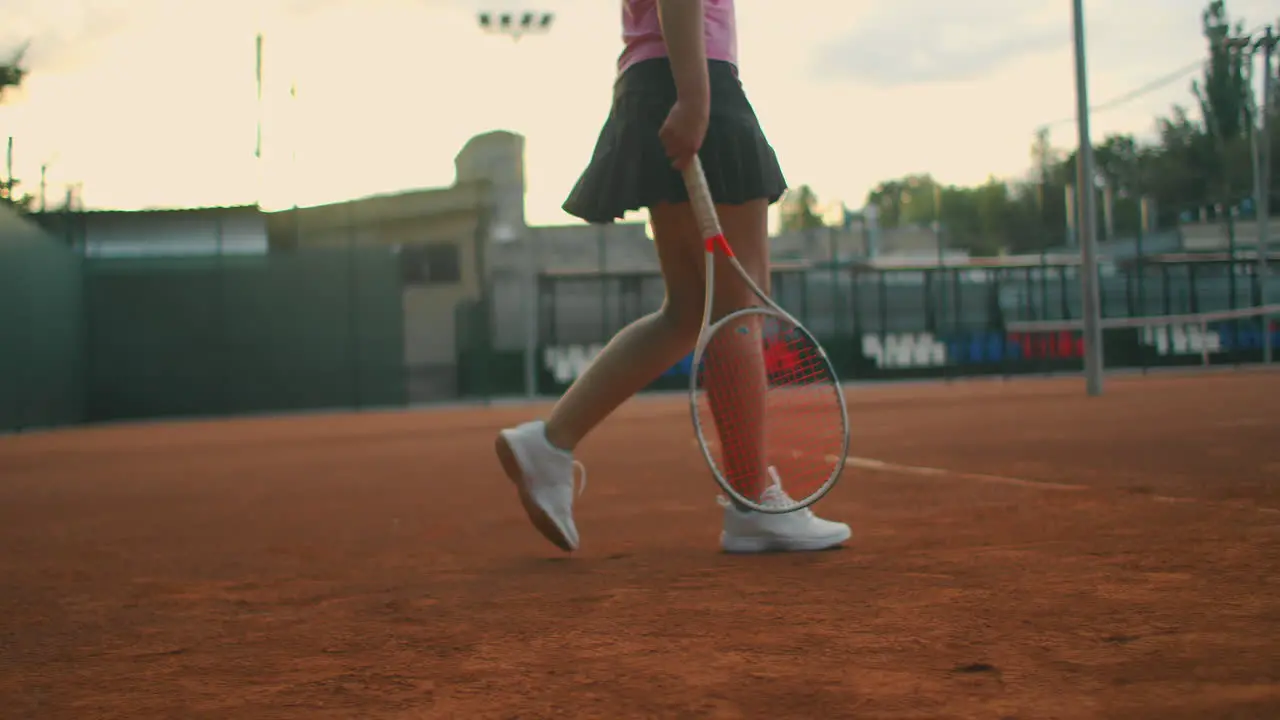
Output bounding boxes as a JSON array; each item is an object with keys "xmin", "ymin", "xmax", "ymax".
[{"xmin": 477, "ymin": 9, "xmax": 555, "ymax": 398}]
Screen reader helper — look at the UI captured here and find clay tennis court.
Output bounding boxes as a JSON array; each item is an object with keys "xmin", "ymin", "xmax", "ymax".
[{"xmin": 1, "ymin": 370, "xmax": 1277, "ymax": 719}]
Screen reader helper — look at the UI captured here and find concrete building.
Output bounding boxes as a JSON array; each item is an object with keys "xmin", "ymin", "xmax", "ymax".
[
  {"xmin": 1179, "ymin": 219, "xmax": 1275, "ymax": 252},
  {"xmin": 0, "ymin": 203, "xmax": 56, "ymax": 246},
  {"xmin": 31, "ymin": 205, "xmax": 267, "ymax": 258},
  {"xmin": 265, "ymin": 130, "xmax": 526, "ymax": 403}
]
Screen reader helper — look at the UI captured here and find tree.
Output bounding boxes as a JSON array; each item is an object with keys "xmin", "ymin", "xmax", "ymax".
[
  {"xmin": 0, "ymin": 42, "xmax": 32, "ymax": 211},
  {"xmin": 857, "ymin": 0, "xmax": 1275, "ymax": 254},
  {"xmin": 865, "ymin": 174, "xmax": 941, "ymax": 229},
  {"xmin": 1029, "ymin": 127, "xmax": 1069, "ymax": 247},
  {"xmin": 865, "ymin": 179, "xmax": 905, "ymax": 228},
  {"xmin": 1191, "ymin": 0, "xmax": 1256, "ymax": 218},
  {"xmin": 1193, "ymin": 1, "xmax": 1250, "ymax": 145},
  {"xmin": 0, "ymin": 42, "xmax": 26, "ymax": 102},
  {"xmin": 778, "ymin": 184, "xmax": 826, "ymax": 231},
  {"xmin": 1141, "ymin": 105, "xmax": 1212, "ymax": 224}
]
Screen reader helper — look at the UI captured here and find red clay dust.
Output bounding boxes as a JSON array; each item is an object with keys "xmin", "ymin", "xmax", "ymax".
[{"xmin": 1, "ymin": 371, "xmax": 1278, "ymax": 719}]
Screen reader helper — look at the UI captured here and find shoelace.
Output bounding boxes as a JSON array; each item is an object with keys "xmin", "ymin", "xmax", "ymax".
[
  {"xmin": 715, "ymin": 494, "xmax": 813, "ymax": 516},
  {"xmin": 715, "ymin": 495, "xmax": 814, "ymax": 516}
]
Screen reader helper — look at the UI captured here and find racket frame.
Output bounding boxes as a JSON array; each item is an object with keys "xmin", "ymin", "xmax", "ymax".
[{"xmin": 681, "ymin": 156, "xmax": 851, "ymax": 514}]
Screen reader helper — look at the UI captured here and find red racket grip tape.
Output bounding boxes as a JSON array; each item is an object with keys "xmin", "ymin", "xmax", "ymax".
[{"xmin": 705, "ymin": 233, "xmax": 734, "ymax": 257}]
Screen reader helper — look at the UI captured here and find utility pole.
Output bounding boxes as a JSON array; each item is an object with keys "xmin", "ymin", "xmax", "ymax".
[
  {"xmin": 1256, "ymin": 26, "xmax": 1275, "ymax": 363},
  {"xmin": 1102, "ymin": 178, "xmax": 1115, "ymax": 242},
  {"xmin": 1220, "ymin": 35, "xmax": 1252, "ymax": 316},
  {"xmin": 255, "ymin": 33, "xmax": 264, "ymax": 160},
  {"xmin": 1232, "ymin": 26, "xmax": 1276, "ymax": 364},
  {"xmin": 932, "ymin": 181, "xmax": 943, "ymax": 266},
  {"xmin": 1071, "ymin": 0, "xmax": 1104, "ymax": 396},
  {"xmin": 477, "ymin": 9, "xmax": 555, "ymax": 399}
]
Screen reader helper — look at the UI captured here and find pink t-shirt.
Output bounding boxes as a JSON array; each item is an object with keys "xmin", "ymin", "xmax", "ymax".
[{"xmin": 619, "ymin": 0, "xmax": 737, "ymax": 75}]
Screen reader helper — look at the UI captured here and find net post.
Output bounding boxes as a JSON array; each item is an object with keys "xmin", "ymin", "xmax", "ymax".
[
  {"xmin": 800, "ymin": 260, "xmax": 810, "ymax": 323},
  {"xmin": 876, "ymin": 267, "xmax": 888, "ymax": 379},
  {"xmin": 215, "ymin": 212, "xmax": 228, "ymax": 416},
  {"xmin": 598, "ymin": 226, "xmax": 609, "ymax": 343},
  {"xmin": 1200, "ymin": 318, "xmax": 1210, "ymax": 368},
  {"xmin": 346, "ymin": 202, "xmax": 360, "ymax": 410},
  {"xmin": 519, "ymin": 231, "xmax": 538, "ymax": 399},
  {"xmin": 1259, "ymin": 26, "xmax": 1274, "ymax": 364},
  {"xmin": 537, "ymin": 270, "xmax": 552, "ymax": 395},
  {"xmin": 828, "ymin": 226, "xmax": 842, "ymax": 336},
  {"xmin": 849, "ymin": 264, "xmax": 863, "ymax": 378},
  {"xmin": 77, "ymin": 202, "xmax": 93, "ymax": 424}
]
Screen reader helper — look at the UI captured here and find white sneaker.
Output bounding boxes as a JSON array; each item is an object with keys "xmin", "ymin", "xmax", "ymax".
[
  {"xmin": 718, "ymin": 468, "xmax": 851, "ymax": 553},
  {"xmin": 495, "ymin": 420, "xmax": 586, "ymax": 552}
]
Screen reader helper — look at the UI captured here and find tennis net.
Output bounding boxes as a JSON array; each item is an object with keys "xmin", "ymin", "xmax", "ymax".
[{"xmin": 1005, "ymin": 304, "xmax": 1279, "ymax": 367}]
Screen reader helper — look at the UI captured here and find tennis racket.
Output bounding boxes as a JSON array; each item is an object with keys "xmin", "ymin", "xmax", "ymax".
[{"xmin": 682, "ymin": 156, "xmax": 850, "ymax": 514}]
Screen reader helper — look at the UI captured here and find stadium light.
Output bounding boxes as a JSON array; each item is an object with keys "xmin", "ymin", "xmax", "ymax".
[
  {"xmin": 477, "ymin": 8, "xmax": 556, "ymax": 398},
  {"xmin": 478, "ymin": 11, "xmax": 554, "ymax": 42}
]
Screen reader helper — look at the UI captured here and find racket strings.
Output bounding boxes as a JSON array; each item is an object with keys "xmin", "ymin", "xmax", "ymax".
[{"xmin": 695, "ymin": 313, "xmax": 845, "ymax": 506}]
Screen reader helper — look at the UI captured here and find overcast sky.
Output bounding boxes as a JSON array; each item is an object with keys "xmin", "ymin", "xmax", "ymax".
[{"xmin": 1, "ymin": 0, "xmax": 1276, "ymax": 226}]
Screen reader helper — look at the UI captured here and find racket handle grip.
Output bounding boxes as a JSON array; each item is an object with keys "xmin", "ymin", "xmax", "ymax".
[{"xmin": 682, "ymin": 155, "xmax": 723, "ymax": 244}]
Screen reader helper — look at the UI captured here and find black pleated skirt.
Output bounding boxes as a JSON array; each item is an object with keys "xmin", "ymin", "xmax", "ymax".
[{"xmin": 562, "ymin": 58, "xmax": 788, "ymax": 224}]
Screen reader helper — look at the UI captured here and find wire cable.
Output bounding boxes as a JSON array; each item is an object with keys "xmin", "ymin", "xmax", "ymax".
[{"xmin": 1042, "ymin": 21, "xmax": 1272, "ymax": 129}]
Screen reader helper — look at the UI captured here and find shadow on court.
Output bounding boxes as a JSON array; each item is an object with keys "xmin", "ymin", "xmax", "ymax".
[{"xmin": 1, "ymin": 370, "xmax": 1277, "ymax": 719}]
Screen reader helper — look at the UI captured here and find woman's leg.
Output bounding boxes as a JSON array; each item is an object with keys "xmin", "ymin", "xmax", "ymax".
[
  {"xmin": 541, "ymin": 207, "xmax": 707, "ymax": 452},
  {"xmin": 667, "ymin": 200, "xmax": 849, "ymax": 554},
  {"xmin": 495, "ymin": 201, "xmax": 708, "ymax": 552},
  {"xmin": 495, "ymin": 196, "xmax": 766, "ymax": 549},
  {"xmin": 673, "ymin": 199, "xmax": 772, "ymax": 503},
  {"xmin": 543, "ymin": 196, "xmax": 771, "ymax": 455}
]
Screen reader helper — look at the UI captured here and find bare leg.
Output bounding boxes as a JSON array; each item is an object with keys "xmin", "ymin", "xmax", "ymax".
[
  {"xmin": 542, "ymin": 197, "xmax": 772, "ymax": 497},
  {"xmin": 697, "ymin": 200, "xmax": 771, "ymax": 502},
  {"xmin": 498, "ymin": 196, "xmax": 832, "ymax": 556},
  {"xmin": 703, "ymin": 314, "xmax": 769, "ymax": 501},
  {"xmin": 541, "ymin": 207, "xmax": 706, "ymax": 452},
  {"xmin": 543, "ymin": 195, "xmax": 773, "ymax": 501}
]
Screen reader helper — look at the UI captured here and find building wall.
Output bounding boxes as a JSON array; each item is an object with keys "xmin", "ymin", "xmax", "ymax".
[
  {"xmin": 1180, "ymin": 219, "xmax": 1275, "ymax": 251},
  {"xmin": 489, "ymin": 222, "xmax": 656, "ymax": 274},
  {"xmin": 269, "ymin": 181, "xmax": 493, "ymax": 403},
  {"xmin": 77, "ymin": 208, "xmax": 267, "ymax": 257},
  {"xmin": 30, "ymin": 207, "xmax": 268, "ymax": 257},
  {"xmin": 485, "ymin": 223, "xmax": 873, "ymax": 276},
  {"xmin": 455, "ymin": 131, "xmax": 525, "ymax": 237}
]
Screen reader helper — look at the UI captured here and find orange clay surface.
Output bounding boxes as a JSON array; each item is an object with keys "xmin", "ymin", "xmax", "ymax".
[{"xmin": 1, "ymin": 370, "xmax": 1278, "ymax": 719}]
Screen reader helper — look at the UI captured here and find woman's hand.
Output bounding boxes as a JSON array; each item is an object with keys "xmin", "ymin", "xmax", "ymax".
[
  {"xmin": 655, "ymin": 0, "xmax": 710, "ymax": 171},
  {"xmin": 659, "ymin": 97, "xmax": 709, "ymax": 171}
]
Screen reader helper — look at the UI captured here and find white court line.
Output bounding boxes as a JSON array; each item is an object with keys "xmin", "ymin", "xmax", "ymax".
[
  {"xmin": 696, "ymin": 440, "xmax": 1279, "ymax": 514},
  {"xmin": 829, "ymin": 454, "xmax": 1280, "ymax": 515},
  {"xmin": 826, "ymin": 455, "xmax": 1089, "ymax": 492},
  {"xmin": 698, "ymin": 438, "xmax": 1084, "ymax": 492}
]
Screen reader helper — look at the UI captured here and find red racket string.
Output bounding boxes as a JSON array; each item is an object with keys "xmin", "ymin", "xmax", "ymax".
[{"xmin": 695, "ymin": 314, "xmax": 844, "ymax": 504}]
